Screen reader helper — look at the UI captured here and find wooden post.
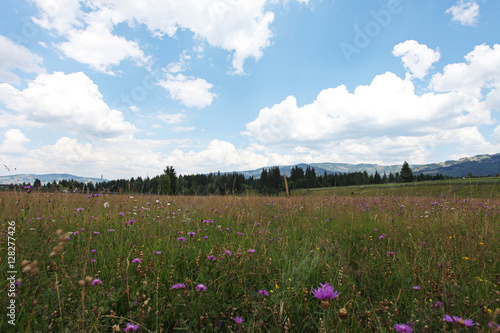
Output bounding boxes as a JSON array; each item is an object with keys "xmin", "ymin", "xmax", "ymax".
[{"xmin": 283, "ymin": 173, "xmax": 290, "ymax": 199}]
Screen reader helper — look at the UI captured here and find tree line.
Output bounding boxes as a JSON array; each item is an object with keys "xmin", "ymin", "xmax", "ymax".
[{"xmin": 14, "ymin": 162, "xmax": 454, "ymax": 195}]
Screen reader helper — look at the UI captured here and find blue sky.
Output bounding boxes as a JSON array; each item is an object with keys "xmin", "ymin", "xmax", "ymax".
[{"xmin": 1, "ymin": 0, "xmax": 499, "ymax": 179}]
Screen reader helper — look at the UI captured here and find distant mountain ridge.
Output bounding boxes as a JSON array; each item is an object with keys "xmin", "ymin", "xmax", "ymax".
[
  {"xmin": 238, "ymin": 153, "xmax": 500, "ymax": 179},
  {"xmin": 0, "ymin": 154, "xmax": 498, "ymax": 184},
  {"xmin": 0, "ymin": 173, "xmax": 107, "ymax": 185}
]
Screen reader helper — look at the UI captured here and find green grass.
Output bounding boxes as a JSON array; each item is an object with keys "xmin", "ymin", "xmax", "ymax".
[
  {"xmin": 292, "ymin": 177, "xmax": 500, "ymax": 199},
  {"xmin": 0, "ymin": 190, "xmax": 499, "ymax": 332}
]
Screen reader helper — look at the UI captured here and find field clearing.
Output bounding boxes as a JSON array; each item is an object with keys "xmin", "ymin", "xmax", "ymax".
[
  {"xmin": 1, "ymin": 190, "xmax": 499, "ymax": 332},
  {"xmin": 292, "ymin": 178, "xmax": 500, "ymax": 199}
]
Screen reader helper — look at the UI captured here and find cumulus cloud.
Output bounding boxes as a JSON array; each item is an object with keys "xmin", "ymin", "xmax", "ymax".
[
  {"xmin": 157, "ymin": 112, "xmax": 186, "ymax": 125},
  {"xmin": 0, "ymin": 72, "xmax": 136, "ymax": 140},
  {"xmin": 165, "ymin": 139, "xmax": 269, "ymax": 174},
  {"xmin": 446, "ymin": 0, "xmax": 480, "ymax": 26},
  {"xmin": 158, "ymin": 73, "xmax": 216, "ymax": 109},
  {"xmin": 31, "ymin": 0, "xmax": 275, "ymax": 74},
  {"xmin": 242, "ymin": 43, "xmax": 500, "ymax": 165},
  {"xmin": 0, "ymin": 129, "xmax": 30, "ymax": 154},
  {"xmin": 0, "ymin": 36, "xmax": 45, "ymax": 84},
  {"xmin": 392, "ymin": 40, "xmax": 440, "ymax": 80}
]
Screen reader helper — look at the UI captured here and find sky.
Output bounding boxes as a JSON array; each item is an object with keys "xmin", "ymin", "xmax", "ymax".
[{"xmin": 0, "ymin": 0, "xmax": 499, "ymax": 180}]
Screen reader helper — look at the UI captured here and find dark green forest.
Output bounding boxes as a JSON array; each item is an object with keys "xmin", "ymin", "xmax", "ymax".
[{"xmin": 16, "ymin": 163, "xmax": 454, "ymax": 195}]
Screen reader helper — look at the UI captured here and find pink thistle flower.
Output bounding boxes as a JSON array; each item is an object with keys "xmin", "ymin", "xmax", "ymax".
[
  {"xmin": 91, "ymin": 279, "xmax": 102, "ymax": 286},
  {"xmin": 132, "ymin": 258, "xmax": 141, "ymax": 263},
  {"xmin": 233, "ymin": 316, "xmax": 244, "ymax": 324},
  {"xmin": 124, "ymin": 322, "xmax": 139, "ymax": 331},
  {"xmin": 177, "ymin": 237, "xmax": 186, "ymax": 242},
  {"xmin": 196, "ymin": 284, "xmax": 207, "ymax": 291},
  {"xmin": 311, "ymin": 282, "xmax": 340, "ymax": 300},
  {"xmin": 258, "ymin": 289, "xmax": 269, "ymax": 296},
  {"xmin": 171, "ymin": 283, "xmax": 186, "ymax": 290},
  {"xmin": 394, "ymin": 323, "xmax": 413, "ymax": 332}
]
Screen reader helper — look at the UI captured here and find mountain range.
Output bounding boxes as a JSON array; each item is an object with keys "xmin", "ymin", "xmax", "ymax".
[
  {"xmin": 237, "ymin": 153, "xmax": 500, "ymax": 179},
  {"xmin": 0, "ymin": 153, "xmax": 498, "ymax": 185},
  {"xmin": 0, "ymin": 173, "xmax": 107, "ymax": 185}
]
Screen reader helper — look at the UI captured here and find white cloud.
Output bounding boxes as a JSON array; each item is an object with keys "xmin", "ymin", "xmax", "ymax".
[
  {"xmin": 0, "ymin": 36, "xmax": 45, "ymax": 84},
  {"xmin": 31, "ymin": 0, "xmax": 275, "ymax": 74},
  {"xmin": 431, "ymin": 44, "xmax": 500, "ymax": 95},
  {"xmin": 56, "ymin": 8, "xmax": 149, "ymax": 74},
  {"xmin": 0, "ymin": 72, "xmax": 136, "ymax": 139},
  {"xmin": 157, "ymin": 112, "xmax": 186, "ymax": 125},
  {"xmin": 392, "ymin": 40, "xmax": 440, "ymax": 80},
  {"xmin": 0, "ymin": 129, "xmax": 30, "ymax": 154},
  {"xmin": 165, "ymin": 139, "xmax": 268, "ymax": 174},
  {"xmin": 242, "ymin": 42, "xmax": 500, "ymax": 166},
  {"xmin": 446, "ymin": 0, "xmax": 480, "ymax": 26},
  {"xmin": 158, "ymin": 73, "xmax": 216, "ymax": 109}
]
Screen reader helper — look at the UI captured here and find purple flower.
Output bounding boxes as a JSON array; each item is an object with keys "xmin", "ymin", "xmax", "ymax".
[
  {"xmin": 387, "ymin": 251, "xmax": 395, "ymax": 255},
  {"xmin": 433, "ymin": 301, "xmax": 443, "ymax": 308},
  {"xmin": 247, "ymin": 249, "xmax": 255, "ymax": 253},
  {"xmin": 126, "ymin": 220, "xmax": 135, "ymax": 225},
  {"xmin": 443, "ymin": 315, "xmax": 475, "ymax": 327},
  {"xmin": 171, "ymin": 283, "xmax": 186, "ymax": 290},
  {"xmin": 119, "ymin": 212, "xmax": 125, "ymax": 216},
  {"xmin": 258, "ymin": 289, "xmax": 269, "ymax": 296},
  {"xmin": 196, "ymin": 284, "xmax": 207, "ymax": 291},
  {"xmin": 311, "ymin": 282, "xmax": 340, "ymax": 300},
  {"xmin": 489, "ymin": 322, "xmax": 500, "ymax": 329},
  {"xmin": 225, "ymin": 250, "xmax": 232, "ymax": 256},
  {"xmin": 108, "ymin": 229, "xmax": 115, "ymax": 232},
  {"xmin": 233, "ymin": 316, "xmax": 244, "ymax": 324},
  {"xmin": 379, "ymin": 234, "xmax": 386, "ymax": 239},
  {"xmin": 91, "ymin": 279, "xmax": 102, "ymax": 286},
  {"xmin": 132, "ymin": 258, "xmax": 141, "ymax": 263},
  {"xmin": 177, "ymin": 237, "xmax": 186, "ymax": 242},
  {"xmin": 76, "ymin": 208, "xmax": 84, "ymax": 212},
  {"xmin": 24, "ymin": 186, "xmax": 31, "ymax": 189},
  {"xmin": 422, "ymin": 241, "xmax": 427, "ymax": 246},
  {"xmin": 187, "ymin": 232, "xmax": 195, "ymax": 237},
  {"xmin": 394, "ymin": 323, "xmax": 413, "ymax": 332},
  {"xmin": 412, "ymin": 286, "xmax": 421, "ymax": 290},
  {"xmin": 154, "ymin": 251, "xmax": 162, "ymax": 255},
  {"xmin": 124, "ymin": 322, "xmax": 139, "ymax": 331},
  {"xmin": 91, "ymin": 259, "xmax": 96, "ymax": 263},
  {"xmin": 93, "ymin": 231, "xmax": 100, "ymax": 235},
  {"xmin": 207, "ymin": 255, "xmax": 216, "ymax": 261},
  {"xmin": 91, "ymin": 249, "xmax": 97, "ymax": 253}
]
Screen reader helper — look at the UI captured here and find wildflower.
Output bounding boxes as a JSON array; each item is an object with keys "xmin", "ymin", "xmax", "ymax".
[
  {"xmin": 203, "ymin": 236, "xmax": 208, "ymax": 240},
  {"xmin": 187, "ymin": 232, "xmax": 195, "ymax": 237},
  {"xmin": 154, "ymin": 251, "xmax": 161, "ymax": 255},
  {"xmin": 93, "ymin": 231, "xmax": 100, "ymax": 235},
  {"xmin": 379, "ymin": 234, "xmax": 386, "ymax": 239},
  {"xmin": 422, "ymin": 242, "xmax": 427, "ymax": 246},
  {"xmin": 394, "ymin": 323, "xmax": 413, "ymax": 332},
  {"xmin": 412, "ymin": 286, "xmax": 421, "ymax": 290},
  {"xmin": 489, "ymin": 322, "xmax": 500, "ymax": 330},
  {"xmin": 196, "ymin": 284, "xmax": 207, "ymax": 291},
  {"xmin": 104, "ymin": 202, "xmax": 110, "ymax": 208},
  {"xmin": 132, "ymin": 258, "xmax": 141, "ymax": 263},
  {"xmin": 119, "ymin": 212, "xmax": 125, "ymax": 216},
  {"xmin": 463, "ymin": 257, "xmax": 470, "ymax": 260},
  {"xmin": 91, "ymin": 279, "xmax": 102, "ymax": 286},
  {"xmin": 91, "ymin": 249, "xmax": 97, "ymax": 253},
  {"xmin": 207, "ymin": 255, "xmax": 216, "ymax": 261},
  {"xmin": 76, "ymin": 208, "xmax": 84, "ymax": 212},
  {"xmin": 108, "ymin": 229, "xmax": 115, "ymax": 232},
  {"xmin": 433, "ymin": 301, "xmax": 443, "ymax": 308},
  {"xmin": 387, "ymin": 251, "xmax": 395, "ymax": 255},
  {"xmin": 233, "ymin": 316, "xmax": 244, "ymax": 324},
  {"xmin": 258, "ymin": 289, "xmax": 269, "ymax": 296},
  {"xmin": 126, "ymin": 220, "xmax": 135, "ymax": 225},
  {"xmin": 171, "ymin": 283, "xmax": 186, "ymax": 290},
  {"xmin": 225, "ymin": 250, "xmax": 232, "ymax": 256},
  {"xmin": 247, "ymin": 249, "xmax": 256, "ymax": 253},
  {"xmin": 177, "ymin": 237, "xmax": 186, "ymax": 242},
  {"xmin": 443, "ymin": 314, "xmax": 475, "ymax": 327},
  {"xmin": 124, "ymin": 322, "xmax": 139, "ymax": 331},
  {"xmin": 311, "ymin": 282, "xmax": 340, "ymax": 303}
]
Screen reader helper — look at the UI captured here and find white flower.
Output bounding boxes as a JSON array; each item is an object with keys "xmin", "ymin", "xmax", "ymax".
[{"xmin": 104, "ymin": 202, "xmax": 110, "ymax": 208}]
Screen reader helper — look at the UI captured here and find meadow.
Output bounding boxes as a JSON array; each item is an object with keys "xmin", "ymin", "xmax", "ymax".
[{"xmin": 1, "ymin": 188, "xmax": 499, "ymax": 332}]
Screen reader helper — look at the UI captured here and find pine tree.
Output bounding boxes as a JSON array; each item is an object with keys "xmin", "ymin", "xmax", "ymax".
[{"xmin": 400, "ymin": 161, "xmax": 413, "ymax": 183}]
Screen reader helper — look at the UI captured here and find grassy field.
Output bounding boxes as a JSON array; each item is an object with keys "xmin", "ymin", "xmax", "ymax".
[
  {"xmin": 1, "ymin": 188, "xmax": 499, "ymax": 332},
  {"xmin": 292, "ymin": 178, "xmax": 500, "ymax": 199}
]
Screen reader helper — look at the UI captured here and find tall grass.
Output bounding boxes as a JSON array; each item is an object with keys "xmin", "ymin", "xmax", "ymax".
[{"xmin": 1, "ymin": 191, "xmax": 499, "ymax": 332}]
